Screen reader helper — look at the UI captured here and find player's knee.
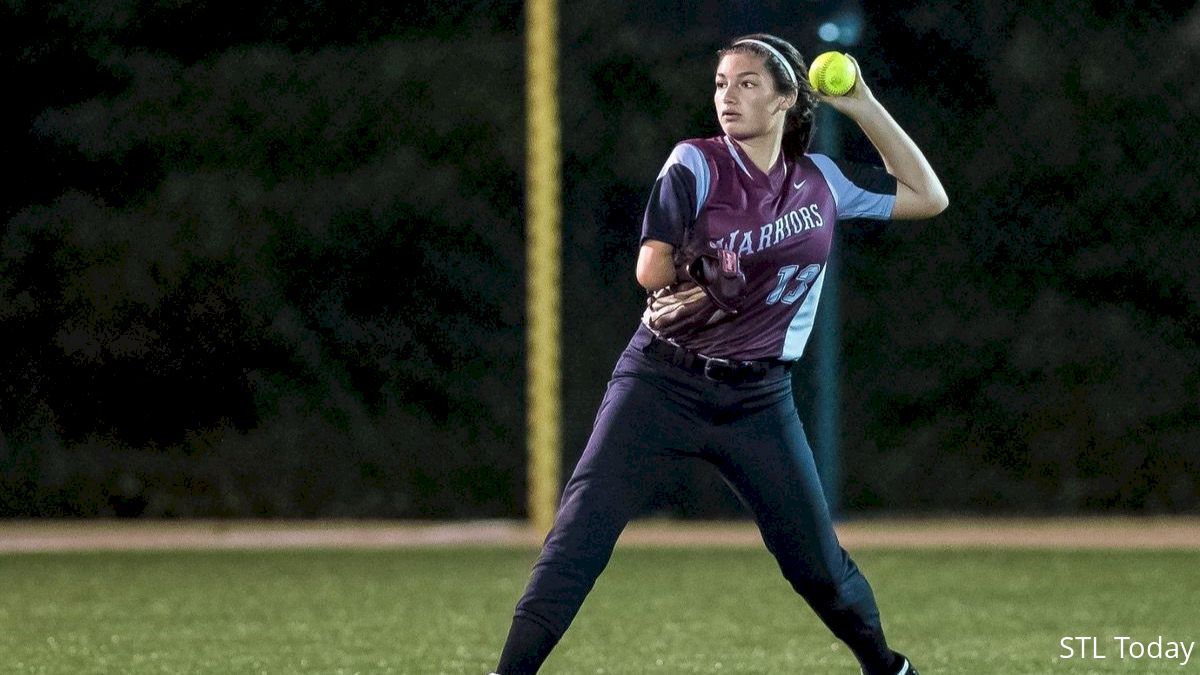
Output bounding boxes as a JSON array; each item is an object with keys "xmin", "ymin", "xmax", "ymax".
[
  {"xmin": 779, "ymin": 559, "xmax": 859, "ymax": 605},
  {"xmin": 788, "ymin": 572, "xmax": 840, "ymax": 603}
]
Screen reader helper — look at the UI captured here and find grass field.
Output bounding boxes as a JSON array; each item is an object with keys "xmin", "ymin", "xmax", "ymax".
[{"xmin": 1, "ymin": 538, "xmax": 1198, "ymax": 673}]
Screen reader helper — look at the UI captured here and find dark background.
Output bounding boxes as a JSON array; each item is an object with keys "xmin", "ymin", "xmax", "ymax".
[{"xmin": 2, "ymin": 0, "xmax": 1197, "ymax": 519}]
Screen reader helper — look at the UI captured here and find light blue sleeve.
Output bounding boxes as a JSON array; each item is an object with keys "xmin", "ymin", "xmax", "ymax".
[{"xmin": 809, "ymin": 153, "xmax": 896, "ymax": 220}]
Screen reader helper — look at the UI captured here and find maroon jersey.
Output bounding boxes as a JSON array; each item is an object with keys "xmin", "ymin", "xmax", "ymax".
[{"xmin": 640, "ymin": 135, "xmax": 897, "ymax": 361}]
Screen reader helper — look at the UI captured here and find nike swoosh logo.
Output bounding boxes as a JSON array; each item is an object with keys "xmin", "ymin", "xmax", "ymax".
[{"xmin": 793, "ymin": 180, "xmax": 806, "ymax": 190}]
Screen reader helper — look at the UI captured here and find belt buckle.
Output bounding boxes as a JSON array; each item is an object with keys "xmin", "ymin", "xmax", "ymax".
[{"xmin": 703, "ymin": 356, "xmax": 736, "ymax": 382}]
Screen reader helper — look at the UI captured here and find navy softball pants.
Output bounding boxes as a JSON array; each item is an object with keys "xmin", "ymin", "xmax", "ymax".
[{"xmin": 497, "ymin": 325, "xmax": 895, "ymax": 674}]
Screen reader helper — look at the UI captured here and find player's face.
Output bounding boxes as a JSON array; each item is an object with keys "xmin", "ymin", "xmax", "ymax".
[{"xmin": 714, "ymin": 52, "xmax": 791, "ymax": 142}]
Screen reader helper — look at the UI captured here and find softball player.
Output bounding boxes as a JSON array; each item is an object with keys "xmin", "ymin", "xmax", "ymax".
[{"xmin": 492, "ymin": 33, "xmax": 947, "ymax": 674}]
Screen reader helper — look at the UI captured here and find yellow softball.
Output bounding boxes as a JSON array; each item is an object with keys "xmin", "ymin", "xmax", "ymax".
[{"xmin": 808, "ymin": 51, "xmax": 857, "ymax": 96}]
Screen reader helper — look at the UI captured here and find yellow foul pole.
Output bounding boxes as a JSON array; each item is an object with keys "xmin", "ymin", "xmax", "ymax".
[{"xmin": 525, "ymin": 0, "xmax": 561, "ymax": 537}]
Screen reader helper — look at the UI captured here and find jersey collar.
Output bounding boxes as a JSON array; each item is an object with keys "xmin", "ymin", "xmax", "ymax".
[{"xmin": 722, "ymin": 135, "xmax": 787, "ymax": 189}]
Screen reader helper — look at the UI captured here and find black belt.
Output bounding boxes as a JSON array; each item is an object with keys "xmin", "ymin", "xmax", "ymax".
[{"xmin": 641, "ymin": 335, "xmax": 792, "ymax": 384}]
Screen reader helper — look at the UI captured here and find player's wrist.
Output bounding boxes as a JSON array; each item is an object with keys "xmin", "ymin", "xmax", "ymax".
[{"xmin": 834, "ymin": 90, "xmax": 882, "ymax": 117}]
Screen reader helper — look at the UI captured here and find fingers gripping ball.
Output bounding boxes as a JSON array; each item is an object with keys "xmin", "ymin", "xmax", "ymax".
[{"xmin": 808, "ymin": 51, "xmax": 857, "ymax": 96}]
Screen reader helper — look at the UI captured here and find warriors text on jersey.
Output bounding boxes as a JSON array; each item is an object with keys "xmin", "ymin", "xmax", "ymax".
[{"xmin": 640, "ymin": 135, "xmax": 898, "ymax": 361}]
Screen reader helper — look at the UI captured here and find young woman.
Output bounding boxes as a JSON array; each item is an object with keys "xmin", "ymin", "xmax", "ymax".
[{"xmin": 492, "ymin": 33, "xmax": 947, "ymax": 675}]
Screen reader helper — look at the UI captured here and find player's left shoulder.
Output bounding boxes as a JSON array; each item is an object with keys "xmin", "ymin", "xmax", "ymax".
[
  {"xmin": 796, "ymin": 151, "xmax": 836, "ymax": 179},
  {"xmin": 804, "ymin": 152, "xmax": 895, "ymax": 196},
  {"xmin": 791, "ymin": 152, "xmax": 826, "ymax": 181}
]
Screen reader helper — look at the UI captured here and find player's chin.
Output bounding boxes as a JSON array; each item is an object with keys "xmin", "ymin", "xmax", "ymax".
[{"xmin": 721, "ymin": 124, "xmax": 758, "ymax": 141}]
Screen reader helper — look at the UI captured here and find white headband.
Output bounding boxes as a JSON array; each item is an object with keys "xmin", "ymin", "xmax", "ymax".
[{"xmin": 734, "ymin": 39, "xmax": 797, "ymax": 88}]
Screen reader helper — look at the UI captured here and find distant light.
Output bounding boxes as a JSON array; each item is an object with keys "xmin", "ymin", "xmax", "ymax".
[
  {"xmin": 817, "ymin": 11, "xmax": 863, "ymax": 46},
  {"xmin": 818, "ymin": 22, "xmax": 840, "ymax": 43}
]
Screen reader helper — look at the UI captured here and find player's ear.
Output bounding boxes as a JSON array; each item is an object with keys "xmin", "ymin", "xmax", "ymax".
[{"xmin": 776, "ymin": 92, "xmax": 797, "ymax": 113}]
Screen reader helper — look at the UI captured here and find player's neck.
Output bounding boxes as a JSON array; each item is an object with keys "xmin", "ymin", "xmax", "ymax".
[{"xmin": 730, "ymin": 133, "xmax": 783, "ymax": 175}]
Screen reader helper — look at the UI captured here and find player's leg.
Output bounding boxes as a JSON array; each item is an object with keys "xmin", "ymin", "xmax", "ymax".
[
  {"xmin": 707, "ymin": 379, "xmax": 908, "ymax": 675},
  {"xmin": 496, "ymin": 348, "xmax": 700, "ymax": 674}
]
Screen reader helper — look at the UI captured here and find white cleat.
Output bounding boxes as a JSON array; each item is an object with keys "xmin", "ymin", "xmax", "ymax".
[{"xmin": 861, "ymin": 656, "xmax": 916, "ymax": 675}]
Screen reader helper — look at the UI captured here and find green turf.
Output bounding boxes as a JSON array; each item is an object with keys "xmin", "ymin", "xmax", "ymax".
[{"xmin": 0, "ymin": 546, "xmax": 1196, "ymax": 673}]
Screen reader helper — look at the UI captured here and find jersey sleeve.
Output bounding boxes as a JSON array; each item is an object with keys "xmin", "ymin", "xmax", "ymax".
[
  {"xmin": 640, "ymin": 143, "xmax": 710, "ymax": 246},
  {"xmin": 808, "ymin": 153, "xmax": 898, "ymax": 220}
]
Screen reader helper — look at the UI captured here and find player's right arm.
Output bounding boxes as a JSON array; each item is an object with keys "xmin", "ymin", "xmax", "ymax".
[
  {"xmin": 636, "ymin": 240, "xmax": 676, "ymax": 291},
  {"xmin": 637, "ymin": 143, "xmax": 706, "ymax": 291}
]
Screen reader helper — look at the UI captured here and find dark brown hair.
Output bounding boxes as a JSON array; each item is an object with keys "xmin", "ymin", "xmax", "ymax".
[{"xmin": 719, "ymin": 34, "xmax": 818, "ymax": 158}]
